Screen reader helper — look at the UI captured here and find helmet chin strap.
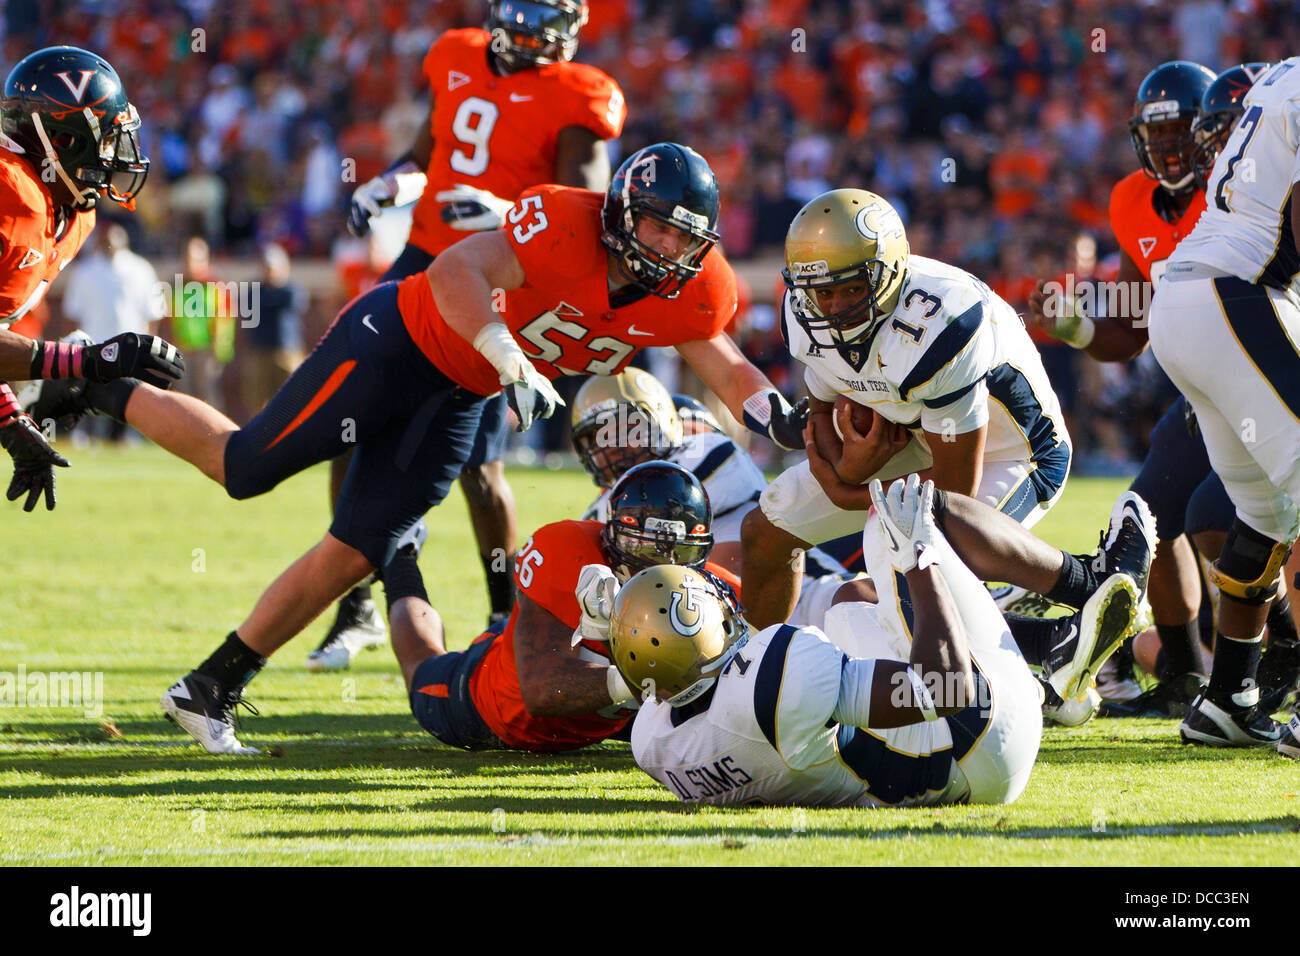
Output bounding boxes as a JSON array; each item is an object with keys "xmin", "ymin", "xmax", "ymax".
[{"xmin": 31, "ymin": 114, "xmax": 97, "ymax": 209}]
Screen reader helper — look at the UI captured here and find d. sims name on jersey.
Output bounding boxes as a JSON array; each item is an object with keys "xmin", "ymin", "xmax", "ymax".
[{"xmin": 663, "ymin": 756, "xmax": 754, "ymax": 800}]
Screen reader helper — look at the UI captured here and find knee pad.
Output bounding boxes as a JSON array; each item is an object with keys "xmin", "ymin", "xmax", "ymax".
[{"xmin": 1208, "ymin": 519, "xmax": 1292, "ymax": 605}]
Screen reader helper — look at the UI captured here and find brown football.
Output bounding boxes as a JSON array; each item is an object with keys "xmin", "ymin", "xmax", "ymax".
[{"xmin": 832, "ymin": 395, "xmax": 875, "ymax": 440}]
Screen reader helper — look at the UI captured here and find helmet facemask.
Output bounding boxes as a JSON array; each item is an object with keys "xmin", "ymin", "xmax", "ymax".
[
  {"xmin": 573, "ymin": 403, "xmax": 681, "ymax": 487},
  {"xmin": 611, "ymin": 201, "xmax": 719, "ymax": 299},
  {"xmin": 783, "ymin": 257, "xmax": 898, "ymax": 349},
  {"xmin": 1129, "ymin": 113, "xmax": 1199, "ymax": 193},
  {"xmin": 29, "ymin": 102, "xmax": 148, "ymax": 210},
  {"xmin": 602, "ymin": 514, "xmax": 713, "ymax": 582},
  {"xmin": 487, "ymin": 0, "xmax": 586, "ymax": 71}
]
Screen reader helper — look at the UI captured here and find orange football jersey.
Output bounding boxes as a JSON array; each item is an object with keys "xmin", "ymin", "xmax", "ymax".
[
  {"xmin": 469, "ymin": 518, "xmax": 741, "ymax": 752},
  {"xmin": 397, "ymin": 185, "xmax": 739, "ymax": 396},
  {"xmin": 407, "ymin": 28, "xmax": 626, "ymax": 257},
  {"xmin": 0, "ymin": 151, "xmax": 96, "ymax": 325},
  {"xmin": 1108, "ymin": 170, "xmax": 1207, "ymax": 284}
]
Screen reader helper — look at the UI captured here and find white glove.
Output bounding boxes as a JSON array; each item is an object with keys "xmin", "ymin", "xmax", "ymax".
[
  {"xmin": 435, "ymin": 183, "xmax": 515, "ymax": 231},
  {"xmin": 573, "ymin": 563, "xmax": 620, "ymax": 646},
  {"xmin": 472, "ymin": 323, "xmax": 564, "ymax": 432},
  {"xmin": 347, "ymin": 161, "xmax": 428, "ymax": 237},
  {"xmin": 868, "ymin": 474, "xmax": 941, "ymax": 573}
]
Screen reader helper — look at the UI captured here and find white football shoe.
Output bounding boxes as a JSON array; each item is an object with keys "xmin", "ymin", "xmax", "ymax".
[
  {"xmin": 1044, "ymin": 685, "xmax": 1102, "ymax": 727},
  {"xmin": 161, "ymin": 673, "xmax": 260, "ymax": 755},
  {"xmin": 306, "ymin": 590, "xmax": 388, "ymax": 672}
]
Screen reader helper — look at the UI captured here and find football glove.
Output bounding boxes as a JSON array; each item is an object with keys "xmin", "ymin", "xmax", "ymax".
[
  {"xmin": 743, "ymin": 389, "xmax": 809, "ymax": 451},
  {"xmin": 505, "ymin": 363, "xmax": 564, "ymax": 433},
  {"xmin": 573, "ymin": 563, "xmax": 621, "ymax": 646},
  {"xmin": 81, "ymin": 333, "xmax": 185, "ymax": 389},
  {"xmin": 346, "ymin": 160, "xmax": 428, "ymax": 237},
  {"xmin": 436, "ymin": 184, "xmax": 515, "ymax": 231},
  {"xmin": 868, "ymin": 474, "xmax": 940, "ymax": 574},
  {"xmin": 0, "ymin": 413, "xmax": 69, "ymax": 512}
]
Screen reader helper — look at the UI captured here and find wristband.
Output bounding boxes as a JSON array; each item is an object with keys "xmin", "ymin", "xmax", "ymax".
[
  {"xmin": 1055, "ymin": 313, "xmax": 1095, "ymax": 350},
  {"xmin": 606, "ymin": 664, "xmax": 635, "ymax": 706},
  {"xmin": 0, "ymin": 383, "xmax": 20, "ymax": 421},
  {"xmin": 907, "ymin": 666, "xmax": 938, "ymax": 721},
  {"xmin": 472, "ymin": 323, "xmax": 527, "ymax": 383},
  {"xmin": 29, "ymin": 340, "xmax": 85, "ymax": 379},
  {"xmin": 387, "ymin": 160, "xmax": 428, "ymax": 208}
]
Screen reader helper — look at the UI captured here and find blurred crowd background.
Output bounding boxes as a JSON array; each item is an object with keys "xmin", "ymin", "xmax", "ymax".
[{"xmin": 4, "ymin": 0, "xmax": 1292, "ymax": 469}]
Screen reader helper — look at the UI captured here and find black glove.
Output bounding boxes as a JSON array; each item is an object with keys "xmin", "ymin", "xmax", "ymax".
[
  {"xmin": 743, "ymin": 390, "xmax": 809, "ymax": 451},
  {"xmin": 83, "ymin": 333, "xmax": 185, "ymax": 389},
  {"xmin": 0, "ymin": 413, "xmax": 69, "ymax": 512}
]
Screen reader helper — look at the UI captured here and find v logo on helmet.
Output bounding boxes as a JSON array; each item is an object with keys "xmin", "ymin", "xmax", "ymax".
[{"xmin": 55, "ymin": 71, "xmax": 95, "ymax": 103}]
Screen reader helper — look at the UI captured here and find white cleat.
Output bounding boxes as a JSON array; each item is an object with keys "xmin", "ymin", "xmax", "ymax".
[
  {"xmin": 306, "ymin": 592, "xmax": 388, "ymax": 672},
  {"xmin": 161, "ymin": 674, "xmax": 260, "ymax": 755}
]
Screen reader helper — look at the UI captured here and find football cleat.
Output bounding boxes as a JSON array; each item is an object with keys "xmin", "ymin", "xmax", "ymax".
[
  {"xmin": 1278, "ymin": 715, "xmax": 1300, "ymax": 759},
  {"xmin": 1098, "ymin": 671, "xmax": 1206, "ymax": 718},
  {"xmin": 1256, "ymin": 637, "xmax": 1300, "ymax": 714},
  {"xmin": 989, "ymin": 583, "xmax": 1057, "ymax": 618},
  {"xmin": 1096, "ymin": 654, "xmax": 1144, "ymax": 702},
  {"xmin": 306, "ymin": 590, "xmax": 388, "ymax": 672},
  {"xmin": 1086, "ymin": 492, "xmax": 1158, "ymax": 596},
  {"xmin": 160, "ymin": 673, "xmax": 260, "ymax": 755},
  {"xmin": 1179, "ymin": 692, "xmax": 1282, "ymax": 747},
  {"xmin": 1043, "ymin": 683, "xmax": 1102, "ymax": 727},
  {"xmin": 1041, "ymin": 573, "xmax": 1140, "ymax": 701}
]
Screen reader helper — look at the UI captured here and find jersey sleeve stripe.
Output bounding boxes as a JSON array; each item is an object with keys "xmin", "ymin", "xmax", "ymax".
[
  {"xmin": 985, "ymin": 363, "xmax": 1071, "ymax": 499},
  {"xmin": 1213, "ymin": 276, "xmax": 1300, "ymax": 424},
  {"xmin": 1256, "ymin": 187, "xmax": 1300, "ymax": 290},
  {"xmin": 897, "ymin": 300, "xmax": 984, "ymax": 401},
  {"xmin": 714, "ymin": 490, "xmax": 761, "ymax": 519},
  {"xmin": 753, "ymin": 624, "xmax": 798, "ymax": 752},
  {"xmin": 692, "ymin": 442, "xmax": 737, "ymax": 483},
  {"xmin": 921, "ymin": 376, "xmax": 983, "ymax": 409}
]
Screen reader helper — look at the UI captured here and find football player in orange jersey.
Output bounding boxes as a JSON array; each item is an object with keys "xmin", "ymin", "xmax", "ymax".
[
  {"xmin": 1029, "ymin": 62, "xmax": 1299, "ymax": 718},
  {"xmin": 0, "ymin": 46, "xmax": 183, "ymax": 511},
  {"xmin": 63, "ymin": 143, "xmax": 806, "ymax": 753},
  {"xmin": 385, "ymin": 463, "xmax": 738, "ymax": 752},
  {"xmin": 318, "ymin": 0, "xmax": 627, "ymax": 666}
]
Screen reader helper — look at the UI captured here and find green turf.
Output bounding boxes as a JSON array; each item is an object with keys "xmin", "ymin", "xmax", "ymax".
[{"xmin": 1, "ymin": 444, "xmax": 1296, "ymax": 866}]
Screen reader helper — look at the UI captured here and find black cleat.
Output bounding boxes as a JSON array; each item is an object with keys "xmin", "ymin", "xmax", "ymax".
[
  {"xmin": 1179, "ymin": 692, "xmax": 1281, "ymax": 747},
  {"xmin": 1098, "ymin": 671, "xmax": 1206, "ymax": 718},
  {"xmin": 1257, "ymin": 638, "xmax": 1300, "ymax": 714},
  {"xmin": 1086, "ymin": 492, "xmax": 1157, "ymax": 597},
  {"xmin": 160, "ymin": 672, "xmax": 260, "ymax": 754},
  {"xmin": 1041, "ymin": 573, "xmax": 1140, "ymax": 702}
]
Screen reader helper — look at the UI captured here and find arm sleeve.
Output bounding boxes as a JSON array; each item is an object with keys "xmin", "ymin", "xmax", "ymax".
[
  {"xmin": 513, "ymin": 521, "xmax": 594, "ymax": 629},
  {"xmin": 830, "ymin": 656, "xmax": 880, "ymax": 728},
  {"xmin": 913, "ymin": 303, "xmax": 995, "ymax": 435},
  {"xmin": 505, "ymin": 185, "xmax": 600, "ymax": 282},
  {"xmin": 564, "ymin": 69, "xmax": 626, "ymax": 140}
]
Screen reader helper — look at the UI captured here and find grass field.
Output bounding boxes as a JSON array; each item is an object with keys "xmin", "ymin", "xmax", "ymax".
[{"xmin": 1, "ymin": 443, "xmax": 1297, "ymax": 866}]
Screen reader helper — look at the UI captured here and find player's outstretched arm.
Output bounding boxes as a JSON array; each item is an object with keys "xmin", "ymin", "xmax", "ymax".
[
  {"xmin": 676, "ymin": 333, "xmax": 807, "ymax": 449},
  {"xmin": 0, "ymin": 328, "xmax": 38, "ymax": 381},
  {"xmin": 514, "ymin": 591, "xmax": 634, "ymax": 718},
  {"xmin": 554, "ymin": 126, "xmax": 611, "ymax": 191},
  {"xmin": 1027, "ymin": 252, "xmax": 1150, "ymax": 362}
]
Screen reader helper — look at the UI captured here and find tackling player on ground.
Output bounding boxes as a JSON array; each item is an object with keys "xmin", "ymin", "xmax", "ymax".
[
  {"xmin": 0, "ymin": 46, "xmax": 183, "ymax": 511},
  {"xmin": 608, "ymin": 476, "xmax": 1144, "ymax": 808},
  {"xmin": 314, "ymin": 0, "xmax": 627, "ymax": 668}
]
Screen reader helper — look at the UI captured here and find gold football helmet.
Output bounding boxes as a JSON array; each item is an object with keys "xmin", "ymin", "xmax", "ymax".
[
  {"xmin": 570, "ymin": 369, "xmax": 684, "ymax": 486},
  {"xmin": 609, "ymin": 564, "xmax": 748, "ymax": 706},
  {"xmin": 782, "ymin": 188, "xmax": 909, "ymax": 348}
]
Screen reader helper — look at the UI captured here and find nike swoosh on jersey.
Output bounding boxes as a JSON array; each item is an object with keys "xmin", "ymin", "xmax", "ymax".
[
  {"xmin": 362, "ymin": 315, "xmax": 379, "ymax": 334},
  {"xmin": 627, "ymin": 325, "xmax": 654, "ymax": 337}
]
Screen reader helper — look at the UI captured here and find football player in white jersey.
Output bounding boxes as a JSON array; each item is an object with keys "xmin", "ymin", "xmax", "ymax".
[
  {"xmin": 570, "ymin": 369, "xmax": 853, "ymax": 628},
  {"xmin": 741, "ymin": 189, "xmax": 1072, "ymax": 628},
  {"xmin": 1146, "ymin": 57, "xmax": 1300, "ymax": 755},
  {"xmin": 606, "ymin": 476, "xmax": 1141, "ymax": 808}
]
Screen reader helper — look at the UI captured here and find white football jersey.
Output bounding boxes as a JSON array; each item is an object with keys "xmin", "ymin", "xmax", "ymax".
[
  {"xmin": 783, "ymin": 255, "xmax": 1070, "ymax": 471},
  {"xmin": 631, "ymin": 619, "xmax": 976, "ymax": 808},
  {"xmin": 1171, "ymin": 57, "xmax": 1300, "ymax": 291}
]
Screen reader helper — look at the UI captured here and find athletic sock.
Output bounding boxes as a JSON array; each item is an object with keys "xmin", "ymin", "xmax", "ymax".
[
  {"xmin": 1156, "ymin": 621, "xmax": 1201, "ymax": 677},
  {"xmin": 1044, "ymin": 550, "xmax": 1098, "ymax": 610},
  {"xmin": 383, "ymin": 547, "xmax": 428, "ymax": 608},
  {"xmin": 483, "ymin": 553, "xmax": 516, "ymax": 616},
  {"xmin": 194, "ymin": 631, "xmax": 266, "ymax": 697},
  {"xmin": 1207, "ymin": 631, "xmax": 1263, "ymax": 709},
  {"xmin": 1267, "ymin": 592, "xmax": 1299, "ymax": 647},
  {"xmin": 1004, "ymin": 612, "xmax": 1066, "ymax": 668}
]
